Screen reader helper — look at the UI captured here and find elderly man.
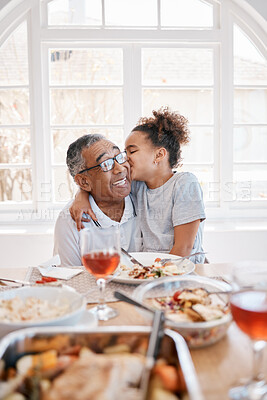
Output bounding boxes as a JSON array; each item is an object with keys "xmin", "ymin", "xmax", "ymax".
[{"xmin": 54, "ymin": 134, "xmax": 140, "ymax": 266}]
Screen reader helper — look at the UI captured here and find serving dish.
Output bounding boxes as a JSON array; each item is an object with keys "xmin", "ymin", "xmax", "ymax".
[
  {"xmin": 0, "ymin": 326, "xmax": 204, "ymax": 400},
  {"xmin": 133, "ymin": 275, "xmax": 232, "ymax": 348},
  {"xmin": 0, "ymin": 286, "xmax": 91, "ymax": 337},
  {"xmin": 117, "ymin": 252, "xmax": 195, "ymax": 284}
]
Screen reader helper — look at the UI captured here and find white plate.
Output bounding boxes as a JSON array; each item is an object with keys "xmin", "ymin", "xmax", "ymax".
[{"xmin": 115, "ymin": 252, "xmax": 195, "ymax": 285}]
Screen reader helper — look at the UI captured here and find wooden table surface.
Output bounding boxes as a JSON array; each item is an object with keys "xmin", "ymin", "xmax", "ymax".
[{"xmin": 0, "ymin": 263, "xmax": 266, "ymax": 400}]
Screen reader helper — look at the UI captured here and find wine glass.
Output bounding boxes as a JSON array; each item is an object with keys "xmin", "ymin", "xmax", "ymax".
[
  {"xmin": 80, "ymin": 225, "xmax": 120, "ymax": 321},
  {"xmin": 229, "ymin": 261, "xmax": 267, "ymax": 400}
]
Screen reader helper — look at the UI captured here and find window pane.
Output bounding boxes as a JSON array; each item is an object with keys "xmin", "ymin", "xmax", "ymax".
[
  {"xmin": 234, "ymin": 89, "xmax": 267, "ymax": 123},
  {"xmin": 234, "ymin": 126, "xmax": 267, "ymax": 162},
  {"xmin": 0, "ymin": 89, "xmax": 30, "ymax": 124},
  {"xmin": 50, "ymin": 49, "xmax": 123, "ymax": 85},
  {"xmin": 0, "ymin": 21, "xmax": 28, "ymax": 85},
  {"xmin": 50, "ymin": 89, "xmax": 123, "ymax": 125},
  {"xmin": 233, "ymin": 166, "xmax": 267, "ymax": 201},
  {"xmin": 0, "ymin": 168, "xmax": 32, "ymax": 201},
  {"xmin": 143, "ymin": 89, "xmax": 213, "ymax": 124},
  {"xmin": 177, "ymin": 164, "xmax": 216, "ymax": 202},
  {"xmin": 105, "ymin": 0, "xmax": 157, "ymax": 26},
  {"xmin": 53, "ymin": 167, "xmax": 76, "ymax": 202},
  {"xmin": 183, "ymin": 127, "xmax": 213, "ymax": 163},
  {"xmin": 234, "ymin": 25, "xmax": 267, "ymax": 86},
  {"xmin": 48, "ymin": 0, "xmax": 102, "ymax": 26},
  {"xmin": 53, "ymin": 128, "xmax": 124, "ymax": 163},
  {"xmin": 161, "ymin": 0, "xmax": 213, "ymax": 28},
  {"xmin": 0, "ymin": 128, "xmax": 31, "ymax": 163},
  {"xmin": 142, "ymin": 48, "xmax": 213, "ymax": 86}
]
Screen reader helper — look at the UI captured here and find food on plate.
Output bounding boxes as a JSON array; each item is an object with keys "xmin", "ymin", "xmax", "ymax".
[
  {"xmin": 0, "ymin": 335, "xmax": 186, "ymax": 400},
  {"xmin": 148, "ymin": 288, "xmax": 230, "ymax": 323},
  {"xmin": 121, "ymin": 258, "xmax": 187, "ymax": 280},
  {"xmin": 0, "ymin": 296, "xmax": 69, "ymax": 323},
  {"xmin": 35, "ymin": 277, "xmax": 58, "ymax": 284}
]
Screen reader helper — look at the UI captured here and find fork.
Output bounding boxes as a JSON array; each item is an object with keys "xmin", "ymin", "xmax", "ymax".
[
  {"xmin": 158, "ymin": 251, "xmax": 207, "ymax": 266},
  {"xmin": 0, "ymin": 277, "xmax": 32, "ymax": 286}
]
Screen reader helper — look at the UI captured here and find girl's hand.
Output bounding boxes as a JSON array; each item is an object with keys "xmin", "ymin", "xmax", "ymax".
[{"xmin": 69, "ymin": 190, "xmax": 97, "ymax": 231}]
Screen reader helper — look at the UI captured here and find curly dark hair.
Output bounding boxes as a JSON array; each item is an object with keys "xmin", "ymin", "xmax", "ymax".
[{"xmin": 132, "ymin": 106, "xmax": 190, "ymax": 168}]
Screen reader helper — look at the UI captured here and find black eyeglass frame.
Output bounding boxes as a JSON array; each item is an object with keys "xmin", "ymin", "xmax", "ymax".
[{"xmin": 77, "ymin": 151, "xmax": 128, "ymax": 175}]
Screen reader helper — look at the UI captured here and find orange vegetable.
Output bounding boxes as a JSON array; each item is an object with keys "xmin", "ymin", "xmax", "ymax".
[
  {"xmin": 31, "ymin": 350, "xmax": 58, "ymax": 372},
  {"xmin": 153, "ymin": 364, "xmax": 182, "ymax": 392},
  {"xmin": 154, "ymin": 258, "xmax": 162, "ymax": 262}
]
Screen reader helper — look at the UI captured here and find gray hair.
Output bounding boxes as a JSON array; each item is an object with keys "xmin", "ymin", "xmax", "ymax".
[{"xmin": 66, "ymin": 134, "xmax": 105, "ymax": 178}]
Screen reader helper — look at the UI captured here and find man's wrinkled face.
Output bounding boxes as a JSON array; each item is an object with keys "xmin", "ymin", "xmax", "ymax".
[{"xmin": 79, "ymin": 139, "xmax": 131, "ymax": 202}]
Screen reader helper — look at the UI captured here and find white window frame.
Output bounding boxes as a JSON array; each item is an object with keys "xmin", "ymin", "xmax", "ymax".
[{"xmin": 0, "ymin": 0, "xmax": 266, "ymax": 225}]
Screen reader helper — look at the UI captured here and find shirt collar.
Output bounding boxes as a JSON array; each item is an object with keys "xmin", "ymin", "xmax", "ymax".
[{"xmin": 89, "ymin": 195, "xmax": 134, "ymax": 228}]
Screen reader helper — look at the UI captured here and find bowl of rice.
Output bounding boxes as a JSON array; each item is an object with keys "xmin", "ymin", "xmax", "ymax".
[{"xmin": 0, "ymin": 285, "xmax": 89, "ymax": 337}]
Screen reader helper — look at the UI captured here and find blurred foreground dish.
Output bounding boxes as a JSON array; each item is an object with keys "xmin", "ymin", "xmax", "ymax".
[{"xmin": 0, "ymin": 327, "xmax": 203, "ymax": 400}]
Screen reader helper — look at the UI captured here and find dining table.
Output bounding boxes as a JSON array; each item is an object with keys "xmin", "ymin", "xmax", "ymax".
[{"xmin": 0, "ymin": 262, "xmax": 266, "ymax": 400}]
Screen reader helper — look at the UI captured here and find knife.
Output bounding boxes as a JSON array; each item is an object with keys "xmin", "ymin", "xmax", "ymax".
[{"xmin": 120, "ymin": 248, "xmax": 144, "ymax": 267}]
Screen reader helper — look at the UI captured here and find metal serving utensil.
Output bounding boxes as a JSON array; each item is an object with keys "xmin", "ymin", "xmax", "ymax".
[
  {"xmin": 114, "ymin": 291, "xmax": 165, "ymax": 399},
  {"xmin": 114, "ymin": 291, "xmax": 155, "ymax": 314},
  {"xmin": 140, "ymin": 310, "xmax": 165, "ymax": 399}
]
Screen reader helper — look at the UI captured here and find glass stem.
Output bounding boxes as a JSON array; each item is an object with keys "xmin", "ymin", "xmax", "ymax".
[
  {"xmin": 251, "ymin": 340, "xmax": 266, "ymax": 382},
  {"xmin": 97, "ymin": 278, "xmax": 106, "ymax": 311}
]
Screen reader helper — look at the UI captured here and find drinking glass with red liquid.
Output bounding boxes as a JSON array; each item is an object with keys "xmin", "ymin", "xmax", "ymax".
[
  {"xmin": 229, "ymin": 262, "xmax": 267, "ymax": 400},
  {"xmin": 80, "ymin": 225, "xmax": 120, "ymax": 321}
]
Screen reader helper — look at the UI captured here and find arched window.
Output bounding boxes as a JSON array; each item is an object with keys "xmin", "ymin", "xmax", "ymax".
[{"xmin": 0, "ymin": 0, "xmax": 266, "ymax": 223}]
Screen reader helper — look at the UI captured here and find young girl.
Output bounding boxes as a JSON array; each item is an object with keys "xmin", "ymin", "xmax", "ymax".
[{"xmin": 70, "ymin": 107, "xmax": 206, "ymax": 263}]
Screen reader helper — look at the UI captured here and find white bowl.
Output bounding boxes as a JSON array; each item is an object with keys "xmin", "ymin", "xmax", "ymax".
[
  {"xmin": 0, "ymin": 286, "xmax": 89, "ymax": 337},
  {"xmin": 133, "ymin": 275, "xmax": 232, "ymax": 348}
]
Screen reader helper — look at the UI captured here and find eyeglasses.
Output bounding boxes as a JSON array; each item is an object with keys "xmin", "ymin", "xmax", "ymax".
[{"xmin": 77, "ymin": 151, "xmax": 128, "ymax": 174}]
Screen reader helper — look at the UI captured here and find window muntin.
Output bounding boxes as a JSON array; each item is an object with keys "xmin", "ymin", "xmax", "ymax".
[{"xmin": 46, "ymin": 0, "xmax": 213, "ymax": 28}]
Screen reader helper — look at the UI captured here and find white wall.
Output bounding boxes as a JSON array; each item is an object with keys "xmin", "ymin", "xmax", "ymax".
[
  {"xmin": 0, "ymin": 222, "xmax": 266, "ymax": 268},
  {"xmin": 0, "ymin": 231, "xmax": 54, "ymax": 268}
]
